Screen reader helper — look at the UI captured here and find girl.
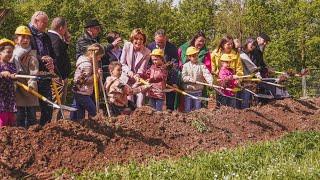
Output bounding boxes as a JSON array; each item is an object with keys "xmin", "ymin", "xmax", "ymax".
[
  {"xmin": 70, "ymin": 43, "xmax": 104, "ymax": 120},
  {"xmin": 0, "ymin": 39, "xmax": 16, "ymax": 127},
  {"xmin": 218, "ymin": 54, "xmax": 238, "ymax": 107},
  {"xmin": 141, "ymin": 49, "xmax": 167, "ymax": 111},
  {"xmin": 211, "ymin": 35, "xmax": 243, "ymax": 107},
  {"xmin": 105, "ymin": 61, "xmax": 150, "ymax": 116},
  {"xmin": 182, "ymin": 47, "xmax": 213, "ymax": 112},
  {"xmin": 12, "ymin": 25, "xmax": 39, "ymax": 127}
]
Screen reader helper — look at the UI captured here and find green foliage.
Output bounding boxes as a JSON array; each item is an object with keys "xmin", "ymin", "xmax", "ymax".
[
  {"xmin": 1, "ymin": 0, "xmax": 319, "ymax": 97},
  {"xmin": 59, "ymin": 131, "xmax": 320, "ymax": 179},
  {"xmin": 191, "ymin": 119, "xmax": 209, "ymax": 133}
]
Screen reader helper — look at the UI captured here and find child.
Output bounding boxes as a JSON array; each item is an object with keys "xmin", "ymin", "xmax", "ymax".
[
  {"xmin": 0, "ymin": 38, "xmax": 17, "ymax": 127},
  {"xmin": 12, "ymin": 26, "xmax": 39, "ymax": 128},
  {"xmin": 70, "ymin": 43, "xmax": 105, "ymax": 120},
  {"xmin": 182, "ymin": 46, "xmax": 213, "ymax": 112},
  {"xmin": 105, "ymin": 61, "xmax": 150, "ymax": 116},
  {"xmin": 218, "ymin": 54, "xmax": 238, "ymax": 107},
  {"xmin": 141, "ymin": 49, "xmax": 167, "ymax": 111}
]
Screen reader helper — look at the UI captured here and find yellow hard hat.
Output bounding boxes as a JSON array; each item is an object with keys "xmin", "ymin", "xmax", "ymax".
[
  {"xmin": 220, "ymin": 54, "xmax": 232, "ymax": 62},
  {"xmin": 186, "ymin": 46, "xmax": 199, "ymax": 56},
  {"xmin": 15, "ymin": 25, "xmax": 32, "ymax": 36},
  {"xmin": 0, "ymin": 38, "xmax": 15, "ymax": 47},
  {"xmin": 150, "ymin": 49, "xmax": 164, "ymax": 58}
]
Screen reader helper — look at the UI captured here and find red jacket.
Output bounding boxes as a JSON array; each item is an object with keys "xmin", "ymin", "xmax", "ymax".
[{"xmin": 141, "ymin": 65, "xmax": 167, "ymax": 100}]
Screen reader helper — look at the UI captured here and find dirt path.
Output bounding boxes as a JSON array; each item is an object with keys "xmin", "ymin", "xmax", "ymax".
[{"xmin": 1, "ymin": 98, "xmax": 320, "ymax": 179}]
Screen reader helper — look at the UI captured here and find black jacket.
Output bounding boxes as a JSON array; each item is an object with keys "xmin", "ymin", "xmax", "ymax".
[
  {"xmin": 251, "ymin": 47, "xmax": 268, "ymax": 78},
  {"xmin": 28, "ymin": 24, "xmax": 56, "ymax": 75},
  {"xmin": 48, "ymin": 32, "xmax": 71, "ymax": 79},
  {"xmin": 76, "ymin": 31, "xmax": 100, "ymax": 59}
]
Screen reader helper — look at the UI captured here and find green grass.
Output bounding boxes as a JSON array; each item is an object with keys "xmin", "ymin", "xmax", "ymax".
[{"xmin": 60, "ymin": 131, "xmax": 320, "ymax": 179}]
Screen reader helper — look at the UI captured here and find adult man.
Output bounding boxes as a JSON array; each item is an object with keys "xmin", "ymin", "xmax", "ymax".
[
  {"xmin": 76, "ymin": 19, "xmax": 101, "ymax": 59},
  {"xmin": 48, "ymin": 17, "xmax": 71, "ymax": 120},
  {"xmin": 28, "ymin": 11, "xmax": 56, "ymax": 125},
  {"xmin": 147, "ymin": 29, "xmax": 179, "ymax": 111},
  {"xmin": 252, "ymin": 33, "xmax": 271, "ymax": 78}
]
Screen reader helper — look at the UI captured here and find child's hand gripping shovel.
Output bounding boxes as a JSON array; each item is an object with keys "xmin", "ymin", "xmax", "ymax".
[
  {"xmin": 166, "ymin": 84, "xmax": 211, "ymax": 102},
  {"xmin": 16, "ymin": 81, "xmax": 77, "ymax": 112}
]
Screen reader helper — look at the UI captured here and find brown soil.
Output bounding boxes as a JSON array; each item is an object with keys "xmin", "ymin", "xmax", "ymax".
[{"xmin": 1, "ymin": 98, "xmax": 320, "ymax": 179}]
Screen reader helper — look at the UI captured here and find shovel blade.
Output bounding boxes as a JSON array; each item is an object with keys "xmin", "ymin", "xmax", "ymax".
[
  {"xmin": 197, "ymin": 97, "xmax": 211, "ymax": 101},
  {"xmin": 255, "ymin": 94, "xmax": 274, "ymax": 99},
  {"xmin": 59, "ymin": 105, "xmax": 78, "ymax": 112}
]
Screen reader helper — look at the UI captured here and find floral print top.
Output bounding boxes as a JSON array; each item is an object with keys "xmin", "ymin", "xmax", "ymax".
[{"xmin": 0, "ymin": 62, "xmax": 17, "ymax": 112}]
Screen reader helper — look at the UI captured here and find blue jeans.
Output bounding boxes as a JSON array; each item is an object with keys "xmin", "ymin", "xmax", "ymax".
[
  {"xmin": 38, "ymin": 80, "xmax": 53, "ymax": 126},
  {"xmin": 149, "ymin": 97, "xmax": 164, "ymax": 111},
  {"xmin": 184, "ymin": 91, "xmax": 202, "ymax": 112},
  {"xmin": 166, "ymin": 92, "xmax": 176, "ymax": 110},
  {"xmin": 70, "ymin": 93, "xmax": 96, "ymax": 120},
  {"xmin": 237, "ymin": 90, "xmax": 252, "ymax": 109},
  {"xmin": 16, "ymin": 106, "xmax": 36, "ymax": 128}
]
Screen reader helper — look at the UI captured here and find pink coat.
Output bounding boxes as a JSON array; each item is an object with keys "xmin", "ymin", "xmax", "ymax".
[
  {"xmin": 120, "ymin": 42, "xmax": 151, "ymax": 75},
  {"xmin": 141, "ymin": 65, "xmax": 167, "ymax": 100},
  {"xmin": 218, "ymin": 67, "xmax": 237, "ymax": 96}
]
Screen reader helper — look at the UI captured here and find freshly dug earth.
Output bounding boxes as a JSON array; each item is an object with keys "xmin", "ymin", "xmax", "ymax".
[{"xmin": 1, "ymin": 98, "xmax": 320, "ymax": 179}]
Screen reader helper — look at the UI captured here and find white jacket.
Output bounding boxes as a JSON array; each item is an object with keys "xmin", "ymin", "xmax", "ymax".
[{"xmin": 182, "ymin": 61, "xmax": 213, "ymax": 92}]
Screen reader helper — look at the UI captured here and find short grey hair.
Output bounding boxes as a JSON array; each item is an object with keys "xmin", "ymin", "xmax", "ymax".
[
  {"xmin": 51, "ymin": 17, "xmax": 67, "ymax": 31},
  {"xmin": 154, "ymin": 29, "xmax": 166, "ymax": 37},
  {"xmin": 31, "ymin": 11, "xmax": 48, "ymax": 24}
]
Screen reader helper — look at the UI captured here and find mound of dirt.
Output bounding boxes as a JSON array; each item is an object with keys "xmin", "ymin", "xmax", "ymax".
[{"xmin": 1, "ymin": 98, "xmax": 320, "ymax": 179}]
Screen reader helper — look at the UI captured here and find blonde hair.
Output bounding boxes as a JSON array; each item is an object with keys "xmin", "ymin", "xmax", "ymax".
[
  {"xmin": 108, "ymin": 61, "xmax": 122, "ymax": 74},
  {"xmin": 31, "ymin": 11, "xmax": 48, "ymax": 25},
  {"xmin": 85, "ymin": 43, "xmax": 105, "ymax": 57},
  {"xmin": 130, "ymin": 28, "xmax": 147, "ymax": 44}
]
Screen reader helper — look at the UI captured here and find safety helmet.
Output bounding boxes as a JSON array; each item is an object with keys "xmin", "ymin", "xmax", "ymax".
[
  {"xmin": 150, "ymin": 48, "xmax": 164, "ymax": 58},
  {"xmin": 0, "ymin": 38, "xmax": 15, "ymax": 47},
  {"xmin": 186, "ymin": 46, "xmax": 199, "ymax": 56},
  {"xmin": 220, "ymin": 54, "xmax": 232, "ymax": 62},
  {"xmin": 15, "ymin": 25, "xmax": 32, "ymax": 36}
]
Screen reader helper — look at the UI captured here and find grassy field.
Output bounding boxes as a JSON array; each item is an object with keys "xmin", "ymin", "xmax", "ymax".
[{"xmin": 59, "ymin": 131, "xmax": 320, "ymax": 179}]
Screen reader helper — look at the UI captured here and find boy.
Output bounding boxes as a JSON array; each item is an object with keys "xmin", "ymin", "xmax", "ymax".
[
  {"xmin": 182, "ymin": 46, "xmax": 213, "ymax": 112},
  {"xmin": 12, "ymin": 25, "xmax": 39, "ymax": 127},
  {"xmin": 105, "ymin": 61, "xmax": 150, "ymax": 116}
]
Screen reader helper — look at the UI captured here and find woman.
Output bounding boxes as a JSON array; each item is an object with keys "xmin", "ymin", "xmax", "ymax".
[
  {"xmin": 211, "ymin": 35, "xmax": 243, "ymax": 108},
  {"xmin": 178, "ymin": 31, "xmax": 211, "ymax": 72},
  {"xmin": 239, "ymin": 38, "xmax": 261, "ymax": 109},
  {"xmin": 120, "ymin": 28, "xmax": 150, "ymax": 107}
]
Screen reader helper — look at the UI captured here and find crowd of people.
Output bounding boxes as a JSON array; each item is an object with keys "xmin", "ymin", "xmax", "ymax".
[{"xmin": 0, "ymin": 11, "xmax": 280, "ymax": 128}]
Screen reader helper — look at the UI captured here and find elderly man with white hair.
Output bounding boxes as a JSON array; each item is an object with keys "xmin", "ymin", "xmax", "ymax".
[{"xmin": 28, "ymin": 11, "xmax": 56, "ymax": 126}]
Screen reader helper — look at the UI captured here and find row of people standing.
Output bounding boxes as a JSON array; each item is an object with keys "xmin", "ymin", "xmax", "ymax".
[{"xmin": 0, "ymin": 11, "xmax": 272, "ymax": 127}]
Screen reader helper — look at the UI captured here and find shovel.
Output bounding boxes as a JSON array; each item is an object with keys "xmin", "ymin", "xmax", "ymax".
[
  {"xmin": 244, "ymin": 88, "xmax": 274, "ymax": 99},
  {"xmin": 99, "ymin": 73, "xmax": 111, "ymax": 117},
  {"xmin": 88, "ymin": 47, "xmax": 100, "ymax": 113},
  {"xmin": 14, "ymin": 74, "xmax": 53, "ymax": 80},
  {"xmin": 243, "ymin": 78, "xmax": 285, "ymax": 88},
  {"xmin": 195, "ymin": 81, "xmax": 243, "ymax": 101},
  {"xmin": 16, "ymin": 81, "xmax": 77, "ymax": 112},
  {"xmin": 166, "ymin": 84, "xmax": 211, "ymax": 101}
]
